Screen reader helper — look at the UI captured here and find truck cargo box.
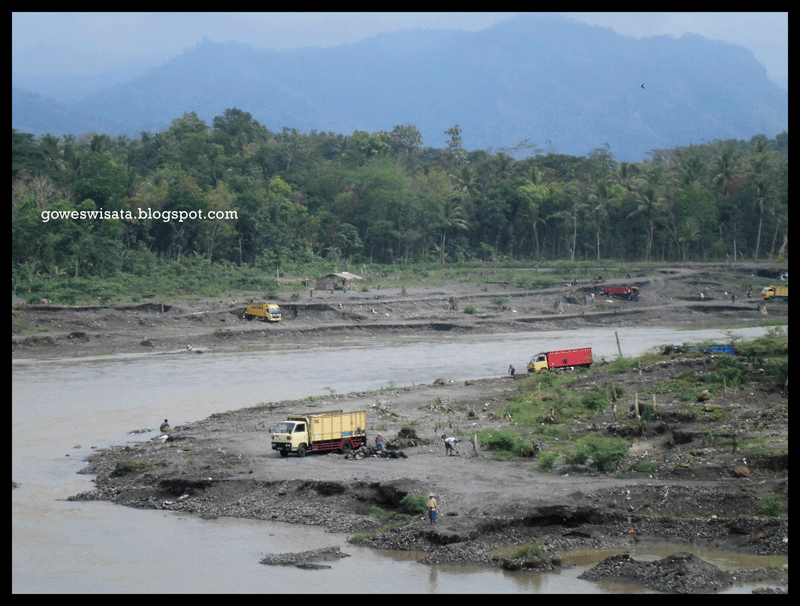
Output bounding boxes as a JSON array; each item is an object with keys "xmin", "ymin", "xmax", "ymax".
[{"xmin": 528, "ymin": 347, "xmax": 592, "ymax": 373}]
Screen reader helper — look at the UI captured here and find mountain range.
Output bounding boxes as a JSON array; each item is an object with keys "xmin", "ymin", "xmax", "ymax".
[{"xmin": 12, "ymin": 14, "xmax": 788, "ymax": 163}]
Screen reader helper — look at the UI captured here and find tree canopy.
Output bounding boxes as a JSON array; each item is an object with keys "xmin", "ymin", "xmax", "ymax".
[{"xmin": 12, "ymin": 113, "xmax": 788, "ymax": 292}]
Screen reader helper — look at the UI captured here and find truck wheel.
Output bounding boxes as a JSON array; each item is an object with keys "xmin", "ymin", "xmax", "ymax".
[
  {"xmin": 297, "ymin": 444, "xmax": 307, "ymax": 457},
  {"xmin": 340, "ymin": 441, "xmax": 352, "ymax": 455}
]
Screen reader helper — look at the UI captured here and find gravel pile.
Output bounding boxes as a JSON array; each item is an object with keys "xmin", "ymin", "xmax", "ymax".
[{"xmin": 580, "ymin": 552, "xmax": 735, "ymax": 593}]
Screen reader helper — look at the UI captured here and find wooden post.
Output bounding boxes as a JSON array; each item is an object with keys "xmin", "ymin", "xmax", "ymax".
[
  {"xmin": 634, "ymin": 392, "xmax": 640, "ymax": 419},
  {"xmin": 472, "ymin": 433, "xmax": 482, "ymax": 457},
  {"xmin": 615, "ymin": 331, "xmax": 623, "ymax": 357}
]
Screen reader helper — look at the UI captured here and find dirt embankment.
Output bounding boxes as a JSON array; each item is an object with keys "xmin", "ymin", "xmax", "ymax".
[
  {"xmin": 12, "ymin": 263, "xmax": 786, "ymax": 360},
  {"xmin": 17, "ymin": 263, "xmax": 789, "ymax": 592}
]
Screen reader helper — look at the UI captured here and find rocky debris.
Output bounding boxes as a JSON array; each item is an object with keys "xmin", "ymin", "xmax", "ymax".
[
  {"xmin": 580, "ymin": 552, "xmax": 731, "ymax": 593},
  {"xmin": 578, "ymin": 551, "xmax": 787, "ymax": 594},
  {"xmin": 260, "ymin": 546, "xmax": 350, "ymax": 570},
  {"xmin": 343, "ymin": 445, "xmax": 409, "ymax": 460}
]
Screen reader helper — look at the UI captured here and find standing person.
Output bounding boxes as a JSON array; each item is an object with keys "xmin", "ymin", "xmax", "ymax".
[
  {"xmin": 442, "ymin": 434, "xmax": 460, "ymax": 456},
  {"xmin": 426, "ymin": 493, "xmax": 438, "ymax": 525},
  {"xmin": 508, "ymin": 365, "xmax": 515, "ymax": 377}
]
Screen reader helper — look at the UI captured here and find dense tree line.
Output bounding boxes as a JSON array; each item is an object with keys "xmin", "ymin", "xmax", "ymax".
[{"xmin": 12, "ymin": 109, "xmax": 788, "ymax": 286}]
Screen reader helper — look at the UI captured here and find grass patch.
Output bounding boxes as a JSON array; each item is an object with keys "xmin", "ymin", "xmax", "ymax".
[
  {"xmin": 110, "ymin": 458, "xmax": 155, "ymax": 477},
  {"xmin": 510, "ymin": 543, "xmax": 544, "ymax": 560}
]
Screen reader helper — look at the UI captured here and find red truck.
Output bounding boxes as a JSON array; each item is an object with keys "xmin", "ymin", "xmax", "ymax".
[
  {"xmin": 527, "ymin": 347, "xmax": 593, "ymax": 373},
  {"xmin": 602, "ymin": 285, "xmax": 640, "ymax": 300}
]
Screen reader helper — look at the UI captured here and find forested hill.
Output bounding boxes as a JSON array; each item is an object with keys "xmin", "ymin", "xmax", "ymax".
[
  {"xmin": 13, "ymin": 14, "xmax": 787, "ymax": 163},
  {"xmin": 12, "ymin": 107, "xmax": 788, "ymax": 303}
]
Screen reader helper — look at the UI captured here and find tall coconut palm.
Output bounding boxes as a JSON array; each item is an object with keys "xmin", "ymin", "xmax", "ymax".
[
  {"xmin": 712, "ymin": 145, "xmax": 738, "ymax": 196},
  {"xmin": 747, "ymin": 143, "xmax": 770, "ymax": 260},
  {"xmin": 438, "ymin": 197, "xmax": 467, "ymax": 263},
  {"xmin": 627, "ymin": 168, "xmax": 665, "ymax": 261},
  {"xmin": 587, "ymin": 178, "xmax": 613, "ymax": 260}
]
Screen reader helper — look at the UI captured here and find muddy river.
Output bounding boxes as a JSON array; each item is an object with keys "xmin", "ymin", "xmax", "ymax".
[{"xmin": 12, "ymin": 326, "xmax": 778, "ymax": 593}]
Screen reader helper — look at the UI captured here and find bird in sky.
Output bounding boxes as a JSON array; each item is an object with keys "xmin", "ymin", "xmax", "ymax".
[{"xmin": 641, "ymin": 83, "xmax": 646, "ymax": 90}]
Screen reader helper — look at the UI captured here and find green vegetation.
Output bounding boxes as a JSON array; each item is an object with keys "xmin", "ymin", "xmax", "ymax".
[
  {"xmin": 399, "ymin": 493, "xmax": 429, "ymax": 515},
  {"xmin": 564, "ymin": 434, "xmax": 630, "ymax": 472},
  {"xmin": 469, "ymin": 330, "xmax": 787, "ymax": 475},
  {"xmin": 110, "ymin": 458, "xmax": 155, "ymax": 477},
  {"xmin": 475, "ymin": 428, "xmax": 531, "ymax": 460},
  {"xmin": 510, "ymin": 543, "xmax": 544, "ymax": 560},
  {"xmin": 348, "ymin": 498, "xmax": 425, "ymax": 543},
  {"xmin": 13, "ymin": 117, "xmax": 787, "ymax": 305},
  {"xmin": 758, "ymin": 492, "xmax": 787, "ymax": 517}
]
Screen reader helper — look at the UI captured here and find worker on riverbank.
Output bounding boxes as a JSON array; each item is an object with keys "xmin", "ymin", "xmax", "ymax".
[
  {"xmin": 426, "ymin": 493, "xmax": 438, "ymax": 525},
  {"xmin": 442, "ymin": 434, "xmax": 460, "ymax": 456}
]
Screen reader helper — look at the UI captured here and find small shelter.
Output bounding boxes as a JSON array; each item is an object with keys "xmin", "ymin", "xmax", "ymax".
[{"xmin": 315, "ymin": 272, "xmax": 363, "ymax": 291}]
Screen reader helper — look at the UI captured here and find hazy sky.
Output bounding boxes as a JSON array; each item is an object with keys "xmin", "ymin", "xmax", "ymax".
[{"xmin": 12, "ymin": 12, "xmax": 788, "ymax": 89}]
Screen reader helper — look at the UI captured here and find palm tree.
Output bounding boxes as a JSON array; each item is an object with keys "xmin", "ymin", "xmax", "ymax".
[
  {"xmin": 438, "ymin": 197, "xmax": 467, "ymax": 263},
  {"xmin": 587, "ymin": 179, "xmax": 612, "ymax": 260},
  {"xmin": 712, "ymin": 145, "xmax": 737, "ymax": 196},
  {"xmin": 747, "ymin": 143, "xmax": 770, "ymax": 260},
  {"xmin": 450, "ymin": 164, "xmax": 480, "ymax": 202},
  {"xmin": 627, "ymin": 168, "xmax": 665, "ymax": 261}
]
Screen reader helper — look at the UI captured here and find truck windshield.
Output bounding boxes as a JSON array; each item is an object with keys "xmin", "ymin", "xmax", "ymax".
[{"xmin": 274, "ymin": 422, "xmax": 294, "ymax": 433}]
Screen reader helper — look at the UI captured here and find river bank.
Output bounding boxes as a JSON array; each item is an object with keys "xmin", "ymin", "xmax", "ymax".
[{"xmin": 16, "ymin": 263, "xmax": 788, "ymax": 592}]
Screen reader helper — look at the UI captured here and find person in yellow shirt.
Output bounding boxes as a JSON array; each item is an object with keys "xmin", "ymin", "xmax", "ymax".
[{"xmin": 426, "ymin": 493, "xmax": 438, "ymax": 525}]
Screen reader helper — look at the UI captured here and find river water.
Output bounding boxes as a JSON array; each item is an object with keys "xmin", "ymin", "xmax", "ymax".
[{"xmin": 12, "ymin": 326, "xmax": 782, "ymax": 593}]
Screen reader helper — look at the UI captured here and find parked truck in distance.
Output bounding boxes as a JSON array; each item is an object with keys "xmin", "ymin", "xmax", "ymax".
[
  {"xmin": 244, "ymin": 302, "xmax": 282, "ymax": 322},
  {"xmin": 602, "ymin": 285, "xmax": 640, "ymax": 300},
  {"xmin": 271, "ymin": 410, "xmax": 367, "ymax": 457},
  {"xmin": 527, "ymin": 347, "xmax": 593, "ymax": 373},
  {"xmin": 761, "ymin": 285, "xmax": 788, "ymax": 301}
]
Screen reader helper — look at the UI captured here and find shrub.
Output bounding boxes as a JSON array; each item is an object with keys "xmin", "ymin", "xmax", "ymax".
[
  {"xmin": 758, "ymin": 493, "xmax": 786, "ymax": 517},
  {"xmin": 399, "ymin": 493, "xmax": 428, "ymax": 515},
  {"xmin": 476, "ymin": 428, "xmax": 529, "ymax": 458},
  {"xmin": 537, "ymin": 453, "xmax": 557, "ymax": 472},
  {"xmin": 710, "ymin": 357, "xmax": 749, "ymax": 388},
  {"xmin": 463, "ymin": 304, "xmax": 477, "ymax": 314},
  {"xmin": 566, "ymin": 434, "xmax": 630, "ymax": 472},
  {"xmin": 581, "ymin": 389, "xmax": 609, "ymax": 411}
]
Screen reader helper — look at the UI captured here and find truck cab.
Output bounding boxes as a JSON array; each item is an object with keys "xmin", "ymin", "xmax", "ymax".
[
  {"xmin": 244, "ymin": 302, "xmax": 282, "ymax": 322},
  {"xmin": 272, "ymin": 420, "xmax": 308, "ymax": 457},
  {"xmin": 527, "ymin": 352, "xmax": 549, "ymax": 374}
]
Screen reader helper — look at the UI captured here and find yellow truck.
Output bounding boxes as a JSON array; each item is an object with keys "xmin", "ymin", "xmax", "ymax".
[
  {"xmin": 761, "ymin": 285, "xmax": 788, "ymax": 301},
  {"xmin": 271, "ymin": 410, "xmax": 367, "ymax": 457},
  {"xmin": 244, "ymin": 302, "xmax": 282, "ymax": 322}
]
